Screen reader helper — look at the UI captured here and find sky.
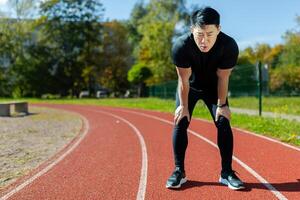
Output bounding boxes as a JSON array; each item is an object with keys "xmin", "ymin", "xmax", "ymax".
[
  {"xmin": 100, "ymin": 0, "xmax": 300, "ymax": 49},
  {"xmin": 1, "ymin": 0, "xmax": 300, "ymax": 49}
]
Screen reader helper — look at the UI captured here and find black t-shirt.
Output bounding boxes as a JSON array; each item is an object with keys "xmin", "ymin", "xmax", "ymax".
[{"xmin": 172, "ymin": 32, "xmax": 238, "ymax": 98}]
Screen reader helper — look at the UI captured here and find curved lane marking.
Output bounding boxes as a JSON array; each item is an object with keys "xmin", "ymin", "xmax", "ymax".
[
  {"xmin": 1, "ymin": 112, "xmax": 90, "ymax": 200},
  {"xmin": 232, "ymin": 127, "xmax": 300, "ymax": 152},
  {"xmin": 191, "ymin": 117, "xmax": 300, "ymax": 152},
  {"xmin": 128, "ymin": 108, "xmax": 300, "ymax": 152},
  {"xmin": 87, "ymin": 109, "xmax": 148, "ymax": 200},
  {"xmin": 115, "ymin": 108, "xmax": 288, "ymax": 200}
]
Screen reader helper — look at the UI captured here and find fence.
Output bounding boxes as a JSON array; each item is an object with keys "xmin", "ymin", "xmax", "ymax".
[
  {"xmin": 229, "ymin": 63, "xmax": 269, "ymax": 97},
  {"xmin": 148, "ymin": 63, "xmax": 270, "ymax": 99},
  {"xmin": 148, "ymin": 80, "xmax": 177, "ymax": 99}
]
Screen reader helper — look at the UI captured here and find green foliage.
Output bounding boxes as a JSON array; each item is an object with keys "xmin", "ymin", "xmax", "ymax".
[
  {"xmin": 136, "ymin": 0, "xmax": 184, "ymax": 85},
  {"xmin": 12, "ymin": 86, "xmax": 22, "ymax": 98},
  {"xmin": 0, "ymin": 0, "xmax": 105, "ymax": 97},
  {"xmin": 127, "ymin": 1, "xmax": 148, "ymax": 58},
  {"xmin": 0, "ymin": 19, "xmax": 13, "ymax": 96},
  {"xmin": 2, "ymin": 0, "xmax": 299, "ymax": 98},
  {"xmin": 265, "ymin": 44, "xmax": 284, "ymax": 68},
  {"xmin": 278, "ymin": 16, "xmax": 300, "ymax": 66},
  {"xmin": 1, "ymin": 0, "xmax": 39, "ymax": 96},
  {"xmin": 97, "ymin": 21, "xmax": 133, "ymax": 95},
  {"xmin": 279, "ymin": 32, "xmax": 300, "ymax": 66},
  {"xmin": 138, "ymin": 21, "xmax": 177, "ymax": 84},
  {"xmin": 127, "ymin": 63, "xmax": 152, "ymax": 84},
  {"xmin": 127, "ymin": 63, "xmax": 152, "ymax": 97},
  {"xmin": 254, "ymin": 43, "xmax": 272, "ymax": 63},
  {"xmin": 37, "ymin": 0, "xmax": 104, "ymax": 97},
  {"xmin": 0, "ymin": 1, "xmax": 132, "ymax": 98},
  {"xmin": 269, "ymin": 65, "xmax": 300, "ymax": 95},
  {"xmin": 237, "ymin": 16, "xmax": 300, "ymax": 96},
  {"xmin": 238, "ymin": 43, "xmax": 271, "ymax": 65},
  {"xmin": 238, "ymin": 41, "xmax": 297, "ymax": 96},
  {"xmin": 0, "ymin": 17, "xmax": 36, "ymax": 97}
]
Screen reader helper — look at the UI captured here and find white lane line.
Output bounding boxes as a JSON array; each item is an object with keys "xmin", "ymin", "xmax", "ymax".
[
  {"xmin": 114, "ymin": 108, "xmax": 287, "ymax": 200},
  {"xmin": 192, "ymin": 116, "xmax": 300, "ymax": 152},
  {"xmin": 233, "ymin": 127, "xmax": 300, "ymax": 152},
  {"xmin": 121, "ymin": 107, "xmax": 300, "ymax": 152},
  {"xmin": 86, "ymin": 109, "xmax": 148, "ymax": 200},
  {"xmin": 1, "ymin": 113, "xmax": 90, "ymax": 200}
]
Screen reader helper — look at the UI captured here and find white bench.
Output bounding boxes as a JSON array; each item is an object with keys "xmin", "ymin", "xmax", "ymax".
[{"xmin": 0, "ymin": 101, "xmax": 28, "ymax": 116}]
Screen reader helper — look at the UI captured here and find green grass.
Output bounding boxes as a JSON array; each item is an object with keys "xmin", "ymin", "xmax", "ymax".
[
  {"xmin": 1, "ymin": 97, "xmax": 300, "ymax": 147},
  {"xmin": 230, "ymin": 96, "xmax": 300, "ymax": 115}
]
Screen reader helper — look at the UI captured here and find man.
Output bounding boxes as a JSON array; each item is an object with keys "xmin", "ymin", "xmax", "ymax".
[{"xmin": 166, "ymin": 7, "xmax": 244, "ymax": 190}]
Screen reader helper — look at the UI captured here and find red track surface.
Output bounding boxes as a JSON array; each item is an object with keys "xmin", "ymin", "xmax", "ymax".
[{"xmin": 1, "ymin": 104, "xmax": 299, "ymax": 200}]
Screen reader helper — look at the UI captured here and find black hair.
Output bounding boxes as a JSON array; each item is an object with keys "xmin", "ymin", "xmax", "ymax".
[{"xmin": 190, "ymin": 7, "xmax": 220, "ymax": 27}]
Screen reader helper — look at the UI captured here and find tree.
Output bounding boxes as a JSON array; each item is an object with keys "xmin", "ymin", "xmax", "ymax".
[
  {"xmin": 128, "ymin": 63, "xmax": 152, "ymax": 97},
  {"xmin": 127, "ymin": 0, "xmax": 148, "ymax": 59},
  {"xmin": 0, "ymin": 18, "xmax": 15, "ymax": 96},
  {"xmin": 234, "ymin": 44, "xmax": 274, "ymax": 96},
  {"xmin": 254, "ymin": 43, "xmax": 271, "ymax": 63},
  {"xmin": 265, "ymin": 44, "xmax": 284, "ymax": 68},
  {"xmin": 279, "ymin": 32, "xmax": 300, "ymax": 66},
  {"xmin": 269, "ymin": 66, "xmax": 300, "ymax": 95},
  {"xmin": 268, "ymin": 15, "xmax": 300, "ymax": 95},
  {"xmin": 238, "ymin": 47, "xmax": 255, "ymax": 64},
  {"xmin": 97, "ymin": 20, "xmax": 133, "ymax": 96},
  {"xmin": 37, "ymin": 0, "xmax": 104, "ymax": 97},
  {"xmin": 136, "ymin": 0, "xmax": 186, "ymax": 85},
  {"xmin": 276, "ymin": 15, "xmax": 300, "ymax": 67},
  {"xmin": 0, "ymin": 0, "xmax": 39, "ymax": 97},
  {"xmin": 238, "ymin": 43, "xmax": 272, "ymax": 65}
]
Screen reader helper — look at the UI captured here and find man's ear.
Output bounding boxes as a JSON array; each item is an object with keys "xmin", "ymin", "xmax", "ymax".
[{"xmin": 217, "ymin": 25, "xmax": 221, "ymax": 34}]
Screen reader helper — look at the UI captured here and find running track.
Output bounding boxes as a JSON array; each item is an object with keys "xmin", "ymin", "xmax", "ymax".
[{"xmin": 1, "ymin": 104, "xmax": 299, "ymax": 200}]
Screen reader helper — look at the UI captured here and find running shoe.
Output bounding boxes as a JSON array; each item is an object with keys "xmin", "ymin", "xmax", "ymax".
[
  {"xmin": 219, "ymin": 170, "xmax": 245, "ymax": 190},
  {"xmin": 166, "ymin": 167, "xmax": 187, "ymax": 189}
]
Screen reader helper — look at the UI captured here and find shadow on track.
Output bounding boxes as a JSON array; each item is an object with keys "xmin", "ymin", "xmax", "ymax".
[{"xmin": 168, "ymin": 179, "xmax": 300, "ymax": 192}]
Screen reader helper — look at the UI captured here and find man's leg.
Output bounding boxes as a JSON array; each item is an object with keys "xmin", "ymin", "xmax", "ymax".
[
  {"xmin": 203, "ymin": 98, "xmax": 232, "ymax": 172},
  {"xmin": 172, "ymin": 88, "xmax": 200, "ymax": 171},
  {"xmin": 203, "ymin": 98, "xmax": 244, "ymax": 190},
  {"xmin": 166, "ymin": 88, "xmax": 200, "ymax": 188}
]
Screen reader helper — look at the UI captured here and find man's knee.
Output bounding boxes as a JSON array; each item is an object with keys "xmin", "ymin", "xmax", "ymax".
[
  {"xmin": 216, "ymin": 116, "xmax": 231, "ymax": 130},
  {"xmin": 174, "ymin": 116, "xmax": 190, "ymax": 131}
]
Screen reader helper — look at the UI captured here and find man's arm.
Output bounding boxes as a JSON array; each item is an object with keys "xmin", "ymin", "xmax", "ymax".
[
  {"xmin": 175, "ymin": 67, "xmax": 191, "ymax": 125},
  {"xmin": 215, "ymin": 68, "xmax": 233, "ymax": 121}
]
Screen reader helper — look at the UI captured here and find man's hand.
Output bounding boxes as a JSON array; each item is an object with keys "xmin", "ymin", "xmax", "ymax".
[
  {"xmin": 215, "ymin": 106, "xmax": 231, "ymax": 121},
  {"xmin": 174, "ymin": 105, "xmax": 190, "ymax": 125}
]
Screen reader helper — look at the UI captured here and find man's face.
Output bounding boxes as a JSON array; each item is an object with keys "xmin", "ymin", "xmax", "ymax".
[{"xmin": 191, "ymin": 25, "xmax": 221, "ymax": 52}]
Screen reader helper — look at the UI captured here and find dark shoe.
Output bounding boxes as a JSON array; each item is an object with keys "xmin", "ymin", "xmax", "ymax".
[
  {"xmin": 166, "ymin": 167, "xmax": 187, "ymax": 189},
  {"xmin": 219, "ymin": 170, "xmax": 245, "ymax": 190}
]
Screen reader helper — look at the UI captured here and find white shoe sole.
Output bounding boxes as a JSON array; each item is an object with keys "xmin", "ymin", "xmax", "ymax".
[
  {"xmin": 219, "ymin": 177, "xmax": 245, "ymax": 190},
  {"xmin": 166, "ymin": 177, "xmax": 187, "ymax": 189}
]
